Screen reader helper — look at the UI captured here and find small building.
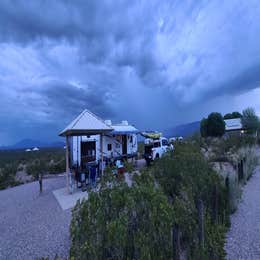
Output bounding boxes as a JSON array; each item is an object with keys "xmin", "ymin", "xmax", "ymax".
[
  {"xmin": 224, "ymin": 118, "xmax": 243, "ymax": 132},
  {"xmin": 25, "ymin": 148, "xmax": 31, "ymax": 152},
  {"xmin": 59, "ymin": 109, "xmax": 139, "ymax": 182},
  {"xmin": 32, "ymin": 147, "xmax": 40, "ymax": 151}
]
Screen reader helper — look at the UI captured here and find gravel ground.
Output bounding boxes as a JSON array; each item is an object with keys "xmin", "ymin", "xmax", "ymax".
[
  {"xmin": 0, "ymin": 176, "xmax": 71, "ymax": 260},
  {"xmin": 225, "ymin": 155, "xmax": 260, "ymax": 259}
]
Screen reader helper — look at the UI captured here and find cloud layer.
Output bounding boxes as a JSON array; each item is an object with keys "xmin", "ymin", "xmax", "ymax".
[{"xmin": 0, "ymin": 0, "xmax": 260, "ymax": 144}]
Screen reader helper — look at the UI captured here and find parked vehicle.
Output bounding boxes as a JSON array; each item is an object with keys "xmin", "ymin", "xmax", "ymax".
[
  {"xmin": 169, "ymin": 136, "xmax": 184, "ymax": 143},
  {"xmin": 143, "ymin": 137, "xmax": 173, "ymax": 166}
]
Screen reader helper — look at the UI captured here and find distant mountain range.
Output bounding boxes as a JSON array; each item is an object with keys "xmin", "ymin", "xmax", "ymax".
[
  {"xmin": 0, "ymin": 121, "xmax": 200, "ymax": 150},
  {"xmin": 163, "ymin": 121, "xmax": 200, "ymax": 138},
  {"xmin": 0, "ymin": 139, "xmax": 65, "ymax": 150}
]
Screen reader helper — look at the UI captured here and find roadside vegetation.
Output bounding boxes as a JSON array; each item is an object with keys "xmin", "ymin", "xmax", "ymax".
[
  {"xmin": 0, "ymin": 148, "xmax": 65, "ymax": 190},
  {"xmin": 70, "ymin": 107, "xmax": 260, "ymax": 260},
  {"xmin": 199, "ymin": 107, "xmax": 259, "ymax": 212},
  {"xmin": 70, "ymin": 142, "xmax": 229, "ymax": 259}
]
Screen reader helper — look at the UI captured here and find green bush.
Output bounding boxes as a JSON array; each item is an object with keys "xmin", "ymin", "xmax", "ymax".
[
  {"xmin": 70, "ymin": 179, "xmax": 174, "ymax": 260},
  {"xmin": 241, "ymin": 107, "xmax": 259, "ymax": 134},
  {"xmin": 26, "ymin": 159, "xmax": 48, "ymax": 179},
  {"xmin": 70, "ymin": 143, "xmax": 230, "ymax": 260},
  {"xmin": 47, "ymin": 158, "xmax": 66, "ymax": 174},
  {"xmin": 150, "ymin": 143, "xmax": 229, "ymax": 259}
]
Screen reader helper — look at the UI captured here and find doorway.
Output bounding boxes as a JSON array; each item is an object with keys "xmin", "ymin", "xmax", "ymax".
[
  {"xmin": 81, "ymin": 141, "xmax": 96, "ymax": 167},
  {"xmin": 122, "ymin": 135, "xmax": 127, "ymax": 156}
]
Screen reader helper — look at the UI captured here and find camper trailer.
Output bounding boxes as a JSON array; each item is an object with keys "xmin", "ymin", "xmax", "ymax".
[{"xmin": 69, "ymin": 120, "xmax": 138, "ymax": 168}]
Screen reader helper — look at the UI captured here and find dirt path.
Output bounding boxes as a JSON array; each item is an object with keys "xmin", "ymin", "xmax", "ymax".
[{"xmin": 225, "ymin": 153, "xmax": 260, "ymax": 259}]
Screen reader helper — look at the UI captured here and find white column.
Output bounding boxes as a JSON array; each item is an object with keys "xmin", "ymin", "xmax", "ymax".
[
  {"xmin": 66, "ymin": 135, "xmax": 70, "ymax": 193},
  {"xmin": 100, "ymin": 133, "xmax": 104, "ymax": 176}
]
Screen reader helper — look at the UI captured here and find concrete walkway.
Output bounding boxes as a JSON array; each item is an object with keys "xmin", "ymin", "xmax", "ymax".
[
  {"xmin": 225, "ymin": 163, "xmax": 260, "ymax": 259},
  {"xmin": 0, "ymin": 176, "xmax": 71, "ymax": 260},
  {"xmin": 53, "ymin": 187, "xmax": 89, "ymax": 210}
]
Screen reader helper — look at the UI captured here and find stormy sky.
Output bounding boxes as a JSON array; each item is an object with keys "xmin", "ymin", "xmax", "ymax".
[{"xmin": 1, "ymin": 0, "xmax": 260, "ymax": 145}]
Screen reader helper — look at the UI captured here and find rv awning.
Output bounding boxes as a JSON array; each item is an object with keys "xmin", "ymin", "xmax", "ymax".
[{"xmin": 59, "ymin": 109, "xmax": 113, "ymax": 137}]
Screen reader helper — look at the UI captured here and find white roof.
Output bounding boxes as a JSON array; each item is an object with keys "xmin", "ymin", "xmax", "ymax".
[
  {"xmin": 25, "ymin": 149, "xmax": 31, "ymax": 152},
  {"xmin": 59, "ymin": 109, "xmax": 113, "ymax": 136},
  {"xmin": 32, "ymin": 147, "xmax": 39, "ymax": 151},
  {"xmin": 111, "ymin": 123, "xmax": 138, "ymax": 134},
  {"xmin": 224, "ymin": 118, "xmax": 242, "ymax": 131}
]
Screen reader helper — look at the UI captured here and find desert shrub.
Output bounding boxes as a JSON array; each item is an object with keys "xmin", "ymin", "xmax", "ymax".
[
  {"xmin": 70, "ymin": 179, "xmax": 174, "ymax": 260},
  {"xmin": 203, "ymin": 134, "xmax": 255, "ymax": 163},
  {"xmin": 188, "ymin": 131, "xmax": 203, "ymax": 145},
  {"xmin": 26, "ymin": 159, "xmax": 48, "ymax": 179},
  {"xmin": 0, "ymin": 148, "xmax": 66, "ymax": 190},
  {"xmin": 70, "ymin": 142, "xmax": 230, "ymax": 260},
  {"xmin": 123, "ymin": 160, "xmax": 134, "ymax": 172},
  {"xmin": 241, "ymin": 107, "xmax": 260, "ymax": 134},
  {"xmin": 47, "ymin": 158, "xmax": 66, "ymax": 174},
  {"xmin": 237, "ymin": 147, "xmax": 258, "ymax": 181},
  {"xmin": 0, "ymin": 163, "xmax": 20, "ymax": 189},
  {"xmin": 228, "ymin": 177, "xmax": 241, "ymax": 213},
  {"xmin": 150, "ymin": 143, "xmax": 229, "ymax": 259}
]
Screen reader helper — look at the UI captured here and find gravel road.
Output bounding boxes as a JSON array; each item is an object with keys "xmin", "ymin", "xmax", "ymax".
[
  {"xmin": 225, "ymin": 162, "xmax": 260, "ymax": 259},
  {"xmin": 0, "ymin": 176, "xmax": 71, "ymax": 260}
]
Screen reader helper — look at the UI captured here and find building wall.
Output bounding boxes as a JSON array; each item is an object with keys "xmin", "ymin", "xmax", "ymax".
[{"xmin": 70, "ymin": 134, "xmax": 137, "ymax": 167}]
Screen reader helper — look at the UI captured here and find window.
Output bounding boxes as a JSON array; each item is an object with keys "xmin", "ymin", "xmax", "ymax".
[
  {"xmin": 162, "ymin": 139, "xmax": 169, "ymax": 146},
  {"xmin": 107, "ymin": 144, "xmax": 112, "ymax": 151},
  {"xmin": 130, "ymin": 136, "xmax": 133, "ymax": 143},
  {"xmin": 154, "ymin": 142, "xmax": 161, "ymax": 147}
]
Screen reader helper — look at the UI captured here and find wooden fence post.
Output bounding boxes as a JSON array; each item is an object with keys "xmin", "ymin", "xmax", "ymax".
[
  {"xmin": 237, "ymin": 162, "xmax": 241, "ymax": 181},
  {"xmin": 172, "ymin": 224, "xmax": 181, "ymax": 260},
  {"xmin": 213, "ymin": 184, "xmax": 219, "ymax": 224},
  {"xmin": 198, "ymin": 199, "xmax": 205, "ymax": 249},
  {"xmin": 240, "ymin": 159, "xmax": 244, "ymax": 179},
  {"xmin": 39, "ymin": 173, "xmax": 43, "ymax": 193}
]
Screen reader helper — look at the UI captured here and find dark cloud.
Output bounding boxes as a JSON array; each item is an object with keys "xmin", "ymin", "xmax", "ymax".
[{"xmin": 0, "ymin": 0, "xmax": 260, "ymax": 144}]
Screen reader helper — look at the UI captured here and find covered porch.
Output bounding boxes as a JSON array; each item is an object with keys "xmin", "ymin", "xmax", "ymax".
[{"xmin": 59, "ymin": 109, "xmax": 113, "ymax": 194}]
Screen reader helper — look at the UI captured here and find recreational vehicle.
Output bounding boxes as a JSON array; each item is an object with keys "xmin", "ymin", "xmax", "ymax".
[{"xmin": 69, "ymin": 120, "xmax": 138, "ymax": 168}]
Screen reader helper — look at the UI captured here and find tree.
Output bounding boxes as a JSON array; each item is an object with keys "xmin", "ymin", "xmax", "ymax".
[
  {"xmin": 223, "ymin": 113, "xmax": 232, "ymax": 120},
  {"xmin": 223, "ymin": 112, "xmax": 242, "ymax": 119},
  {"xmin": 200, "ymin": 118, "xmax": 208, "ymax": 137},
  {"xmin": 207, "ymin": 113, "xmax": 225, "ymax": 137},
  {"xmin": 231, "ymin": 111, "xmax": 242, "ymax": 118},
  {"xmin": 241, "ymin": 107, "xmax": 260, "ymax": 134},
  {"xmin": 200, "ymin": 113, "xmax": 225, "ymax": 137}
]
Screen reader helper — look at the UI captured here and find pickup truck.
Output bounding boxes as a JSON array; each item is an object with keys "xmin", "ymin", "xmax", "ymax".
[{"xmin": 143, "ymin": 137, "xmax": 173, "ymax": 166}]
